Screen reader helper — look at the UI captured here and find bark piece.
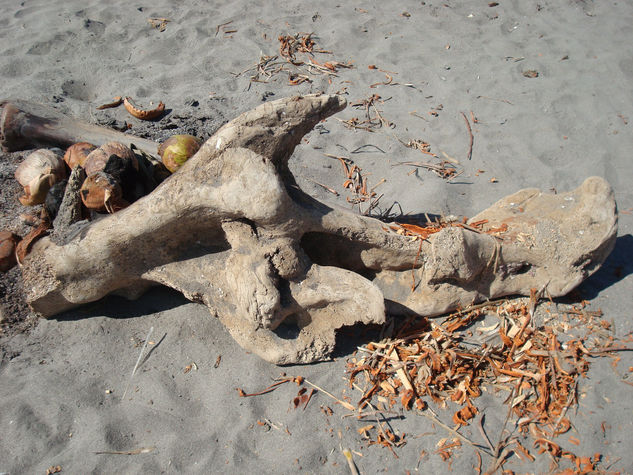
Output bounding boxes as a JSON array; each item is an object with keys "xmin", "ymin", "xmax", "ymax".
[{"xmin": 50, "ymin": 165, "xmax": 86, "ymax": 245}]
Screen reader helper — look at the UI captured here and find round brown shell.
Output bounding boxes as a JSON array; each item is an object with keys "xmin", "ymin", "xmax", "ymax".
[
  {"xmin": 64, "ymin": 142, "xmax": 97, "ymax": 169},
  {"xmin": 0, "ymin": 230, "xmax": 20, "ymax": 272},
  {"xmin": 84, "ymin": 142, "xmax": 137, "ymax": 176}
]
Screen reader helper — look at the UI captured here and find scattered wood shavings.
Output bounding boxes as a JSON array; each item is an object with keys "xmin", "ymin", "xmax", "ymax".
[{"xmin": 344, "ymin": 297, "xmax": 629, "ymax": 471}]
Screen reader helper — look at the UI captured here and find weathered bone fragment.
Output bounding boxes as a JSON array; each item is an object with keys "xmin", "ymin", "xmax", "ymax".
[
  {"xmin": 0, "ymin": 99, "xmax": 158, "ymax": 155},
  {"xmin": 18, "ymin": 94, "xmax": 617, "ymax": 364}
]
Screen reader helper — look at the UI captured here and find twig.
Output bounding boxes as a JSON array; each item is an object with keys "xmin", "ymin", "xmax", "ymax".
[
  {"xmin": 487, "ymin": 377, "xmax": 523, "ymax": 472},
  {"xmin": 393, "ymin": 161, "xmax": 458, "ymax": 179},
  {"xmin": 475, "ymin": 450, "xmax": 483, "ymax": 474},
  {"xmin": 237, "ymin": 378, "xmax": 294, "ymax": 397},
  {"xmin": 489, "ymin": 446, "xmax": 513, "ymax": 473},
  {"xmin": 342, "ymin": 409, "xmax": 399, "ymax": 419},
  {"xmin": 460, "ymin": 112, "xmax": 473, "ymax": 160},
  {"xmin": 351, "ymin": 381, "xmax": 400, "ymax": 452},
  {"xmin": 262, "ymin": 418, "xmax": 291, "ymax": 435},
  {"xmin": 342, "ymin": 448, "xmax": 360, "ymax": 475},
  {"xmin": 95, "ymin": 446, "xmax": 155, "ymax": 455},
  {"xmin": 350, "ymin": 144, "xmax": 386, "ymax": 154},
  {"xmin": 369, "ymin": 178, "xmax": 386, "ymax": 193},
  {"xmin": 477, "ymin": 414, "xmax": 496, "ymax": 453},
  {"xmin": 476, "ymin": 95, "xmax": 513, "ymax": 105},
  {"xmin": 409, "ymin": 111, "xmax": 429, "ymax": 122},
  {"xmin": 122, "ymin": 326, "xmax": 154, "ymax": 399},
  {"xmin": 449, "ymin": 297, "xmax": 509, "ymax": 317},
  {"xmin": 139, "ymin": 332, "xmax": 166, "ymax": 368},
  {"xmin": 215, "ymin": 20, "xmax": 233, "ymax": 36},
  {"xmin": 303, "ymin": 388, "xmax": 316, "ymax": 411},
  {"xmin": 304, "ymin": 379, "xmax": 356, "ymax": 411},
  {"xmin": 552, "ymin": 380, "xmax": 577, "ymax": 432},
  {"xmin": 302, "ymin": 176, "xmax": 339, "ymax": 196},
  {"xmin": 446, "ymin": 169, "xmax": 465, "ymax": 182},
  {"xmin": 588, "ymin": 346, "xmax": 633, "ymax": 355},
  {"xmin": 417, "ymin": 408, "xmax": 493, "ymax": 457}
]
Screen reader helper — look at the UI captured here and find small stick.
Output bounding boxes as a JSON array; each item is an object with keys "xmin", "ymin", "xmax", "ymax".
[
  {"xmin": 95, "ymin": 446, "xmax": 155, "ymax": 455},
  {"xmin": 552, "ymin": 380, "xmax": 577, "ymax": 431},
  {"xmin": 369, "ymin": 178, "xmax": 386, "ymax": 193},
  {"xmin": 341, "ymin": 409, "xmax": 399, "ymax": 419},
  {"xmin": 122, "ymin": 326, "xmax": 154, "ymax": 399},
  {"xmin": 588, "ymin": 346, "xmax": 633, "ymax": 355},
  {"xmin": 350, "ymin": 385, "xmax": 398, "ymax": 455},
  {"xmin": 476, "ymin": 414, "xmax": 495, "ymax": 453},
  {"xmin": 476, "ymin": 95, "xmax": 513, "ymax": 105},
  {"xmin": 460, "ymin": 112, "xmax": 473, "ymax": 160},
  {"xmin": 409, "ymin": 111, "xmax": 429, "ymax": 122},
  {"xmin": 410, "ymin": 239, "xmax": 423, "ymax": 292},
  {"xmin": 215, "ymin": 20, "xmax": 233, "ymax": 36},
  {"xmin": 441, "ymin": 150, "xmax": 461, "ymax": 165},
  {"xmin": 96, "ymin": 96, "xmax": 123, "ymax": 110},
  {"xmin": 237, "ymin": 378, "xmax": 293, "ymax": 397},
  {"xmin": 418, "ymin": 408, "xmax": 493, "ymax": 457},
  {"xmin": 302, "ymin": 177, "xmax": 340, "ymax": 196},
  {"xmin": 488, "ymin": 377, "xmax": 522, "ymax": 472},
  {"xmin": 342, "ymin": 448, "xmax": 360, "ymax": 475},
  {"xmin": 350, "ymin": 144, "xmax": 386, "ymax": 154},
  {"xmin": 446, "ymin": 169, "xmax": 464, "ymax": 182},
  {"xmin": 304, "ymin": 379, "xmax": 356, "ymax": 411},
  {"xmin": 323, "ymin": 153, "xmax": 352, "ymax": 163},
  {"xmin": 303, "ymin": 388, "xmax": 316, "ymax": 411},
  {"xmin": 262, "ymin": 418, "xmax": 290, "ymax": 435},
  {"xmin": 489, "ymin": 446, "xmax": 513, "ymax": 473}
]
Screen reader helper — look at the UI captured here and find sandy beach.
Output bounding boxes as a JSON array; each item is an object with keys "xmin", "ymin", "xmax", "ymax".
[{"xmin": 1, "ymin": 0, "xmax": 632, "ymax": 473}]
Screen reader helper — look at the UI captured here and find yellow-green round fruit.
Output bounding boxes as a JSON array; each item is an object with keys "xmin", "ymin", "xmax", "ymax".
[{"xmin": 158, "ymin": 135, "xmax": 201, "ymax": 173}]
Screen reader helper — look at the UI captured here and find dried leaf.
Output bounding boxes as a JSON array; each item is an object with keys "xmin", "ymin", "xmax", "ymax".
[
  {"xmin": 568, "ymin": 435, "xmax": 580, "ymax": 446},
  {"xmin": 183, "ymin": 362, "xmax": 197, "ymax": 374},
  {"xmin": 380, "ymin": 381, "xmax": 397, "ymax": 394},
  {"xmin": 452, "ymin": 402, "xmax": 478, "ymax": 426},
  {"xmin": 401, "ymin": 389, "xmax": 415, "ymax": 409},
  {"xmin": 321, "ymin": 406, "xmax": 334, "ymax": 416}
]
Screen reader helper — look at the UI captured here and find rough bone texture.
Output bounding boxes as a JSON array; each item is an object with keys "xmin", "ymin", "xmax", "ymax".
[{"xmin": 21, "ymin": 94, "xmax": 618, "ymax": 364}]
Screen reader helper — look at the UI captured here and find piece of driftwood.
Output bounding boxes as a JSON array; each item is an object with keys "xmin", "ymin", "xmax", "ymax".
[
  {"xmin": 0, "ymin": 99, "xmax": 158, "ymax": 155},
  {"xmin": 16, "ymin": 94, "xmax": 617, "ymax": 364}
]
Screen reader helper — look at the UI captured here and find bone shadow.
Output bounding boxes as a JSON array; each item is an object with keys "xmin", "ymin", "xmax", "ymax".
[
  {"xmin": 331, "ymin": 300, "xmax": 425, "ymax": 361},
  {"xmin": 571, "ymin": 234, "xmax": 633, "ymax": 300},
  {"xmin": 53, "ymin": 286, "xmax": 189, "ymax": 322}
]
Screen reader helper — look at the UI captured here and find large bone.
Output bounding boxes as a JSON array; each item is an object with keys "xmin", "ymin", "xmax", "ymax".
[
  {"xmin": 0, "ymin": 99, "xmax": 158, "ymax": 155},
  {"xmin": 18, "ymin": 94, "xmax": 617, "ymax": 364}
]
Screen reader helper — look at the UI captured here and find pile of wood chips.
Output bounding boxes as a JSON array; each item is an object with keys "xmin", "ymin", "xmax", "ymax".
[{"xmin": 346, "ymin": 294, "xmax": 629, "ymax": 473}]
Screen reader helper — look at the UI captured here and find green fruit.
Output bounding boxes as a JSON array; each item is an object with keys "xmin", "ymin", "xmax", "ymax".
[{"xmin": 158, "ymin": 135, "xmax": 201, "ymax": 173}]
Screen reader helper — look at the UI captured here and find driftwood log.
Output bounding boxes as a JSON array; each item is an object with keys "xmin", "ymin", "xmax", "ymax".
[{"xmin": 8, "ymin": 94, "xmax": 618, "ymax": 364}]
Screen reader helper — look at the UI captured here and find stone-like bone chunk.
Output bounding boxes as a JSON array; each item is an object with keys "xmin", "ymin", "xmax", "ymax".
[{"xmin": 20, "ymin": 94, "xmax": 617, "ymax": 364}]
